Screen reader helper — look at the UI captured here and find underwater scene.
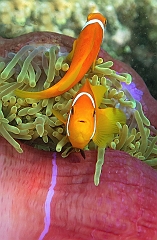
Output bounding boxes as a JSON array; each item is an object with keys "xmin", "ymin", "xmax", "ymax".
[{"xmin": 0, "ymin": 1, "xmax": 157, "ymax": 240}]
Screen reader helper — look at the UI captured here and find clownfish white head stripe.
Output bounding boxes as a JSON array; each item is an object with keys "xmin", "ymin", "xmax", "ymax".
[
  {"xmin": 82, "ymin": 19, "xmax": 105, "ymax": 38},
  {"xmin": 90, "ymin": 112, "xmax": 96, "ymax": 139},
  {"xmin": 72, "ymin": 92, "xmax": 96, "ymax": 107}
]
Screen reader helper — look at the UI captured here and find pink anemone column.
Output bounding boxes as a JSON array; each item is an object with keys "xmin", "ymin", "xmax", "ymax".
[{"xmin": 0, "ymin": 32, "xmax": 157, "ymax": 240}]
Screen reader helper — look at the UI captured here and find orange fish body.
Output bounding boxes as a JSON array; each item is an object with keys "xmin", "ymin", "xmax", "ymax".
[
  {"xmin": 15, "ymin": 13, "xmax": 107, "ymax": 99},
  {"xmin": 52, "ymin": 80, "xmax": 126, "ymax": 150},
  {"xmin": 66, "ymin": 80, "xmax": 97, "ymax": 149}
]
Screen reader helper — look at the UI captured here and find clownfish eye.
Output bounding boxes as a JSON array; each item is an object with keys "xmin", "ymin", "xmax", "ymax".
[{"xmin": 104, "ymin": 19, "xmax": 107, "ymax": 26}]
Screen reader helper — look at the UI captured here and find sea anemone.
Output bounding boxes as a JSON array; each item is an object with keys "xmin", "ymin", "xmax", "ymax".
[
  {"xmin": 0, "ymin": 33, "xmax": 157, "ymax": 185},
  {"xmin": 1, "ymin": 139, "xmax": 157, "ymax": 240},
  {"xmin": 1, "ymin": 32, "xmax": 157, "ymax": 240}
]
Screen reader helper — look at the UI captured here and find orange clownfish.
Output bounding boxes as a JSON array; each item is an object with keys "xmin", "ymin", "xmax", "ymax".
[
  {"xmin": 52, "ymin": 80, "xmax": 126, "ymax": 150},
  {"xmin": 15, "ymin": 13, "xmax": 107, "ymax": 99}
]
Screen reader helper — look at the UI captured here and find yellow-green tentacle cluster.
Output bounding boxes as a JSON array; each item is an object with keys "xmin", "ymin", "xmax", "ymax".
[{"xmin": 0, "ymin": 44, "xmax": 157, "ymax": 185}]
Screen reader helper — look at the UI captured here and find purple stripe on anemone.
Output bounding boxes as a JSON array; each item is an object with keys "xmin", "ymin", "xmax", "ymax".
[{"xmin": 38, "ymin": 152, "xmax": 57, "ymax": 240}]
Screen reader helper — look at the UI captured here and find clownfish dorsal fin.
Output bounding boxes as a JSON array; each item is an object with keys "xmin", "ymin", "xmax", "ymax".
[{"xmin": 90, "ymin": 84, "xmax": 107, "ymax": 107}]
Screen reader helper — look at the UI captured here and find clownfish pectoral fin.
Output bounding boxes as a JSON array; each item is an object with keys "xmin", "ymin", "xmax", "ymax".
[
  {"xmin": 52, "ymin": 109, "xmax": 66, "ymax": 124},
  {"xmin": 93, "ymin": 107, "xmax": 126, "ymax": 148},
  {"xmin": 65, "ymin": 39, "xmax": 77, "ymax": 62},
  {"xmin": 90, "ymin": 84, "xmax": 107, "ymax": 107},
  {"xmin": 93, "ymin": 132, "xmax": 114, "ymax": 149}
]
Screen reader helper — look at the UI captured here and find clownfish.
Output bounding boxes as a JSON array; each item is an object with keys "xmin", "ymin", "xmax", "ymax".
[
  {"xmin": 52, "ymin": 80, "xmax": 126, "ymax": 150},
  {"xmin": 15, "ymin": 13, "xmax": 107, "ymax": 99}
]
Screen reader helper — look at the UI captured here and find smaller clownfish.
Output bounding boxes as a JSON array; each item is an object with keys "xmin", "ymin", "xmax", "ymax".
[
  {"xmin": 52, "ymin": 80, "xmax": 126, "ymax": 150},
  {"xmin": 15, "ymin": 13, "xmax": 107, "ymax": 99}
]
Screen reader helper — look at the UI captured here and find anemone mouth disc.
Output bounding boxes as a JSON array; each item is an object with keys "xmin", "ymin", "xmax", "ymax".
[{"xmin": 0, "ymin": 43, "xmax": 157, "ymax": 184}]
